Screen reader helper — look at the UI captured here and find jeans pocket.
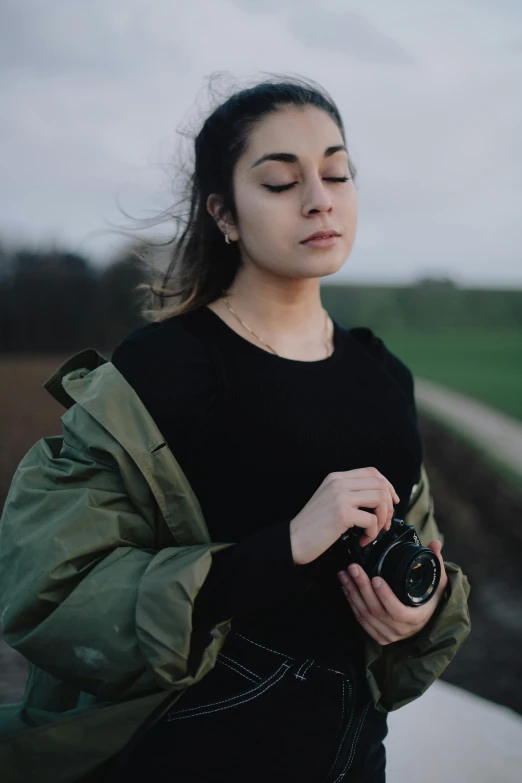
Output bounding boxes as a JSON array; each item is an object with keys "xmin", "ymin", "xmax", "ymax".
[{"xmin": 165, "ymin": 631, "xmax": 293, "ymax": 722}]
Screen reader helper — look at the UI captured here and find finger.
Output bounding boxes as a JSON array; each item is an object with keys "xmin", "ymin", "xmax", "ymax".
[
  {"xmin": 340, "ymin": 573, "xmax": 426, "ymax": 642},
  {"xmin": 428, "ymin": 539, "xmax": 443, "ymax": 559},
  {"xmin": 427, "ymin": 540, "xmax": 449, "ymax": 593},
  {"xmin": 340, "ymin": 572, "xmax": 414, "ymax": 637},
  {"xmin": 372, "ymin": 488, "xmax": 392, "ymax": 535},
  {"xmin": 340, "ymin": 470, "xmax": 400, "ymax": 506},
  {"xmin": 346, "ymin": 488, "xmax": 392, "ymax": 542},
  {"xmin": 354, "ymin": 613, "xmax": 401, "ymax": 645},
  {"xmin": 348, "ymin": 509, "xmax": 379, "ymax": 547},
  {"xmin": 368, "ymin": 576, "xmax": 419, "ymax": 625},
  {"xmin": 358, "ymin": 493, "xmax": 395, "ymax": 545},
  {"xmin": 339, "ymin": 572, "xmax": 368, "ymax": 616},
  {"xmin": 340, "ymin": 583, "xmax": 404, "ymax": 644},
  {"xmin": 380, "ymin": 493, "xmax": 393, "ymax": 534},
  {"xmin": 384, "ymin": 486, "xmax": 396, "ymax": 531},
  {"xmin": 345, "ymin": 565, "xmax": 388, "ymax": 619}
]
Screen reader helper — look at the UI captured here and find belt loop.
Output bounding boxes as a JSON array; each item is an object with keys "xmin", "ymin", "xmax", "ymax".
[{"xmin": 293, "ymin": 657, "xmax": 315, "ymax": 681}]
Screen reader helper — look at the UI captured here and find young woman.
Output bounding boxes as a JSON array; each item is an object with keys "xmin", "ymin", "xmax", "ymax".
[
  {"xmin": 106, "ymin": 77, "xmax": 467, "ymax": 781},
  {"xmin": 0, "ymin": 76, "xmax": 470, "ymax": 783}
]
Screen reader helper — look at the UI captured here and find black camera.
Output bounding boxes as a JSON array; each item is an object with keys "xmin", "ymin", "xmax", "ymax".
[{"xmin": 329, "ymin": 517, "xmax": 441, "ymax": 607}]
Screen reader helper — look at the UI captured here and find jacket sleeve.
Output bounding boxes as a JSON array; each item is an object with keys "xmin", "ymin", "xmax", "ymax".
[
  {"xmin": 0, "ymin": 410, "xmax": 236, "ymax": 704},
  {"xmin": 363, "ymin": 462, "xmax": 472, "ymax": 712}
]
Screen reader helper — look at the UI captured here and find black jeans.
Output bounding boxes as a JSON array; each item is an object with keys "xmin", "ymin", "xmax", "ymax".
[{"xmin": 116, "ymin": 630, "xmax": 387, "ymax": 782}]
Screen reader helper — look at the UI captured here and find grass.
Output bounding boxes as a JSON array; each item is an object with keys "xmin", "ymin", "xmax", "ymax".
[{"xmin": 376, "ymin": 328, "xmax": 522, "ymax": 422}]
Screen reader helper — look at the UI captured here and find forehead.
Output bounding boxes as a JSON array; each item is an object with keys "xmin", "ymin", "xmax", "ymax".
[{"xmin": 242, "ymin": 105, "xmax": 345, "ymax": 166}]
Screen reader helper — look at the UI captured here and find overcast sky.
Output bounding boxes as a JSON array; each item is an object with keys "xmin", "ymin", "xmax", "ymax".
[{"xmin": 1, "ymin": 0, "xmax": 521, "ymax": 287}]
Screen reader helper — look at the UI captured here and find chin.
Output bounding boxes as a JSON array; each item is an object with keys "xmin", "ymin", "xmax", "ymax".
[
  {"xmin": 289, "ymin": 261, "xmax": 343, "ymax": 280},
  {"xmin": 308, "ymin": 253, "xmax": 348, "ymax": 277}
]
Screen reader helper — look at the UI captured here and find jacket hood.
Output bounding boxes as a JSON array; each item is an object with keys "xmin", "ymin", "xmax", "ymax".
[
  {"xmin": 43, "ymin": 346, "xmax": 168, "ymax": 459},
  {"xmin": 43, "ymin": 347, "xmax": 109, "ymax": 410}
]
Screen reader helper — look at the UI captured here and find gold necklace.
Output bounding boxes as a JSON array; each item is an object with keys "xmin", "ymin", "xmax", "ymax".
[{"xmin": 221, "ymin": 292, "xmax": 333, "ymax": 359}]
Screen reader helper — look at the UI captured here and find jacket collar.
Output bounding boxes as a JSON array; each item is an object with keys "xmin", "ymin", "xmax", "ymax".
[
  {"xmin": 43, "ymin": 347, "xmax": 211, "ymax": 546},
  {"xmin": 44, "ymin": 348, "xmax": 168, "ymax": 455}
]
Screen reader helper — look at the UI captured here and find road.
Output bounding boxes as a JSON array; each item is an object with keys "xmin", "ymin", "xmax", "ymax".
[
  {"xmin": 415, "ymin": 377, "xmax": 522, "ymax": 479},
  {"xmin": 386, "ymin": 679, "xmax": 522, "ymax": 783}
]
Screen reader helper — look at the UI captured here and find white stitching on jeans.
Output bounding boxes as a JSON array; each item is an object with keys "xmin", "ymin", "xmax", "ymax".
[
  {"xmin": 326, "ymin": 679, "xmax": 354, "ymax": 778},
  {"xmin": 166, "ymin": 661, "xmax": 290, "ymax": 718},
  {"xmin": 294, "ymin": 657, "xmax": 312, "ymax": 680},
  {"xmin": 166, "ymin": 662, "xmax": 291, "ymax": 722},
  {"xmin": 337, "ymin": 679, "xmax": 345, "ymax": 739},
  {"xmin": 333, "ymin": 700, "xmax": 372, "ymax": 782},
  {"xmin": 234, "ymin": 632, "xmax": 296, "ymax": 660},
  {"xmin": 294, "ymin": 658, "xmax": 314, "ymax": 681},
  {"xmin": 218, "ymin": 654, "xmax": 262, "ymax": 681},
  {"xmin": 217, "ymin": 658, "xmax": 259, "ymax": 684}
]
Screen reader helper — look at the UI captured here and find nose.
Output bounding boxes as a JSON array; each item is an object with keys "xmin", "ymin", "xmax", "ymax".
[{"xmin": 301, "ymin": 175, "xmax": 333, "ymax": 216}]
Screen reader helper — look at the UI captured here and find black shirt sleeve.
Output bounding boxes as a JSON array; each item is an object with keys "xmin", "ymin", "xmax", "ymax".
[
  {"xmin": 350, "ymin": 326, "xmax": 416, "ymax": 410},
  {"xmin": 192, "ymin": 519, "xmax": 318, "ymax": 632},
  {"xmin": 350, "ymin": 327, "xmax": 422, "ymax": 495}
]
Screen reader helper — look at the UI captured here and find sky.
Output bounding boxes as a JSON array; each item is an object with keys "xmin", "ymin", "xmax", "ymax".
[{"xmin": 1, "ymin": 0, "xmax": 521, "ymax": 287}]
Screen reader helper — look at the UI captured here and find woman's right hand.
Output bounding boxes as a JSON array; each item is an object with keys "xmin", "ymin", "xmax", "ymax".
[{"xmin": 289, "ymin": 467, "xmax": 400, "ymax": 565}]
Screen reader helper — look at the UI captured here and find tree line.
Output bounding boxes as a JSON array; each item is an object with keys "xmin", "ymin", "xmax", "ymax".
[
  {"xmin": 1, "ymin": 240, "xmax": 520, "ymax": 355},
  {"xmin": 0, "ymin": 241, "xmax": 148, "ymax": 354}
]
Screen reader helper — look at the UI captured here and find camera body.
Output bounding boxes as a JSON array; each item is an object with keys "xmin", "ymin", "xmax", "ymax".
[{"xmin": 330, "ymin": 516, "xmax": 441, "ymax": 607}]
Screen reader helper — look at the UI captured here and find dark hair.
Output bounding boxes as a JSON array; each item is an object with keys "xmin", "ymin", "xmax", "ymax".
[{"xmin": 133, "ymin": 73, "xmax": 358, "ymax": 322}]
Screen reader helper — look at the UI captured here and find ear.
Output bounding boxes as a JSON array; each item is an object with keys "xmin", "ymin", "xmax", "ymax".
[{"xmin": 206, "ymin": 193, "xmax": 239, "ymax": 242}]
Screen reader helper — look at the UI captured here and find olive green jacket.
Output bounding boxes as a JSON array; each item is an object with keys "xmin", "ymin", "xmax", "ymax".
[{"xmin": 0, "ymin": 348, "xmax": 471, "ymax": 783}]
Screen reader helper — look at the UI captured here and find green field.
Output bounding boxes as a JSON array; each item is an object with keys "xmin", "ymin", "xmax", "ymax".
[
  {"xmin": 320, "ymin": 285, "xmax": 522, "ymax": 423},
  {"xmin": 376, "ymin": 328, "xmax": 522, "ymax": 422}
]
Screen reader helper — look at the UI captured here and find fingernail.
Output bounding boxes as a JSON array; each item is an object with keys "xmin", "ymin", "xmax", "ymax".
[
  {"xmin": 338, "ymin": 571, "xmax": 348, "ymax": 585},
  {"xmin": 373, "ymin": 577, "xmax": 382, "ymax": 589},
  {"xmin": 348, "ymin": 565, "xmax": 359, "ymax": 578}
]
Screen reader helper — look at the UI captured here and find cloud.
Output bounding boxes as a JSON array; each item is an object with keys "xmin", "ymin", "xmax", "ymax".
[
  {"xmin": 288, "ymin": 10, "xmax": 415, "ymax": 67},
  {"xmin": 0, "ymin": 0, "xmax": 520, "ymax": 286}
]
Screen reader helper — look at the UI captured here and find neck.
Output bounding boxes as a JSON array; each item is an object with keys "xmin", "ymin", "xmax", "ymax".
[
  {"xmin": 217, "ymin": 268, "xmax": 332, "ymax": 359},
  {"xmin": 224, "ymin": 273, "xmax": 326, "ymax": 335}
]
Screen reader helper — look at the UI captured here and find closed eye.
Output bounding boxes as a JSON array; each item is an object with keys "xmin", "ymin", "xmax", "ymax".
[{"xmin": 263, "ymin": 177, "xmax": 350, "ymax": 193}]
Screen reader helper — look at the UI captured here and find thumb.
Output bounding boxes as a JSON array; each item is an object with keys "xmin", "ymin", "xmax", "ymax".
[{"xmin": 428, "ymin": 539, "xmax": 448, "ymax": 591}]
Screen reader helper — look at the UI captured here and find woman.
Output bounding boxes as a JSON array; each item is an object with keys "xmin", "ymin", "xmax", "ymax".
[
  {"xmin": 108, "ymin": 76, "xmax": 466, "ymax": 780},
  {"xmin": 0, "ymin": 76, "xmax": 470, "ymax": 783}
]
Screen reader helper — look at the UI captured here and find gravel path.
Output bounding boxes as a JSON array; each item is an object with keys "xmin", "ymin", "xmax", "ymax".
[
  {"xmin": 387, "ymin": 679, "xmax": 522, "ymax": 783},
  {"xmin": 415, "ymin": 378, "xmax": 522, "ymax": 478}
]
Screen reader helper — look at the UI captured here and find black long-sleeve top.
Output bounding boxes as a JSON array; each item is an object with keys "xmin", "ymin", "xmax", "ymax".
[{"xmin": 111, "ymin": 305, "xmax": 423, "ymax": 663}]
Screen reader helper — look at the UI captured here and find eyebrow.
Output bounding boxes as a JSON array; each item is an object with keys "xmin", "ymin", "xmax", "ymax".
[{"xmin": 251, "ymin": 144, "xmax": 348, "ymax": 169}]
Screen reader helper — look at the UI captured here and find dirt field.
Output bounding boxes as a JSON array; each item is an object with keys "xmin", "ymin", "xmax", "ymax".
[
  {"xmin": 0, "ymin": 355, "xmax": 71, "ymax": 703},
  {"xmin": 0, "ymin": 354, "xmax": 71, "ymax": 506},
  {"xmin": 419, "ymin": 413, "xmax": 522, "ymax": 715},
  {"xmin": 1, "ymin": 356, "xmax": 521, "ymax": 715}
]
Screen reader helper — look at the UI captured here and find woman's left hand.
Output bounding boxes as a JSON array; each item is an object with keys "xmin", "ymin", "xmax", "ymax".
[{"xmin": 337, "ymin": 540, "xmax": 448, "ymax": 645}]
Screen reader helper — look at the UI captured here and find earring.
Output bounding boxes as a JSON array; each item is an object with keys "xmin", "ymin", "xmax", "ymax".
[{"xmin": 224, "ymin": 230, "xmax": 231, "ymax": 245}]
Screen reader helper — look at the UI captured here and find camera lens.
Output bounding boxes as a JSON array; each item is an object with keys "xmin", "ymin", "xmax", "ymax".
[{"xmin": 380, "ymin": 543, "xmax": 441, "ymax": 606}]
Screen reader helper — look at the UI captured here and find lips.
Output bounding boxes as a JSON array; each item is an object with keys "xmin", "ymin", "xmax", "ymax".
[{"xmin": 301, "ymin": 230, "xmax": 340, "ymax": 243}]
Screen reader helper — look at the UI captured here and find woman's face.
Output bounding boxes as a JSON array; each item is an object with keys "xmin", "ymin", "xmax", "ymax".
[{"xmin": 221, "ymin": 104, "xmax": 358, "ymax": 282}]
